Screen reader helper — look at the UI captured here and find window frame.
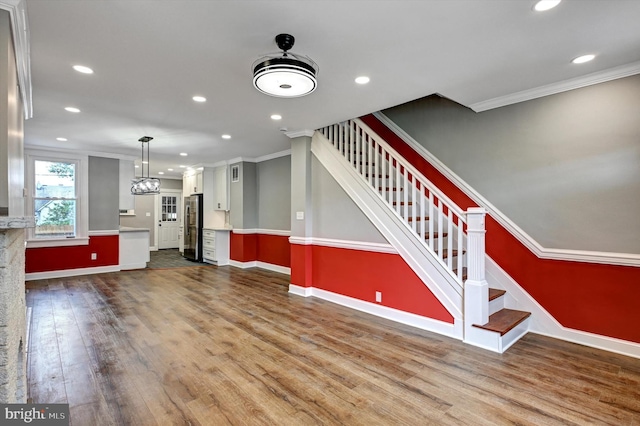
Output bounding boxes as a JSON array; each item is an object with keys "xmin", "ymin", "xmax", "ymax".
[{"xmin": 25, "ymin": 150, "xmax": 89, "ymax": 248}]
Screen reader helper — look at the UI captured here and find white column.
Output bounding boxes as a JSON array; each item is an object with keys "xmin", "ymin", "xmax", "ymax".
[{"xmin": 464, "ymin": 207, "xmax": 488, "ymax": 328}]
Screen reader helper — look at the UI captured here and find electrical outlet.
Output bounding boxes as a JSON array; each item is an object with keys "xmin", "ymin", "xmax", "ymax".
[
  {"xmin": 375, "ymin": 291, "xmax": 382, "ymax": 303},
  {"xmin": 91, "ymin": 253, "xmax": 97, "ymax": 260}
]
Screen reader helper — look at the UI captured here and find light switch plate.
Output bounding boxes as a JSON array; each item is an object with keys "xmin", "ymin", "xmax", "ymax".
[{"xmin": 296, "ymin": 211, "xmax": 304, "ymax": 220}]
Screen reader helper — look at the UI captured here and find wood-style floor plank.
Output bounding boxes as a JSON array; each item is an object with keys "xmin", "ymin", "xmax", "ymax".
[{"xmin": 26, "ymin": 266, "xmax": 640, "ymax": 425}]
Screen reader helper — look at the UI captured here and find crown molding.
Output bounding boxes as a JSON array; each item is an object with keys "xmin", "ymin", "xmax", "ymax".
[
  {"xmin": 255, "ymin": 149, "xmax": 291, "ymax": 163},
  {"xmin": 285, "ymin": 129, "xmax": 315, "ymax": 139},
  {"xmin": 470, "ymin": 61, "xmax": 640, "ymax": 112},
  {"xmin": 0, "ymin": 0, "xmax": 32, "ymax": 119}
]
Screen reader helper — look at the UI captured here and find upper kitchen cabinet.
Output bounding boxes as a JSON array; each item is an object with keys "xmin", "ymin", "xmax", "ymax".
[
  {"xmin": 213, "ymin": 165, "xmax": 229, "ymax": 210},
  {"xmin": 119, "ymin": 160, "xmax": 135, "ymax": 210},
  {"xmin": 183, "ymin": 169, "xmax": 203, "ymax": 195}
]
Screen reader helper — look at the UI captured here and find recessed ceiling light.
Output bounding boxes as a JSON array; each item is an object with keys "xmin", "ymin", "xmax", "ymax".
[
  {"xmin": 56, "ymin": 137, "xmax": 67, "ymax": 142},
  {"xmin": 180, "ymin": 153, "xmax": 188, "ymax": 156},
  {"xmin": 179, "ymin": 165, "xmax": 186, "ymax": 168},
  {"xmin": 572, "ymin": 54, "xmax": 595, "ymax": 64},
  {"xmin": 158, "ymin": 171, "xmax": 164, "ymax": 175},
  {"xmin": 222, "ymin": 134, "xmax": 231, "ymax": 139},
  {"xmin": 533, "ymin": 0, "xmax": 561, "ymax": 12},
  {"xmin": 64, "ymin": 107, "xmax": 80, "ymax": 113},
  {"xmin": 168, "ymin": 168, "xmax": 174, "ymax": 171},
  {"xmin": 135, "ymin": 165, "xmax": 139, "ymax": 168},
  {"xmin": 73, "ymin": 65, "xmax": 94, "ymax": 74},
  {"xmin": 192, "ymin": 96, "xmax": 206, "ymax": 102},
  {"xmin": 355, "ymin": 76, "xmax": 370, "ymax": 85},
  {"xmin": 197, "ymin": 167, "xmax": 204, "ymax": 171},
  {"xmin": 142, "ymin": 161, "xmax": 148, "ymax": 164},
  {"xmin": 271, "ymin": 114, "xmax": 282, "ymax": 120}
]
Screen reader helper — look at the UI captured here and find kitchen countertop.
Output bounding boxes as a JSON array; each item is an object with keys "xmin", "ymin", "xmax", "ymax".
[{"xmin": 119, "ymin": 226, "xmax": 150, "ymax": 233}]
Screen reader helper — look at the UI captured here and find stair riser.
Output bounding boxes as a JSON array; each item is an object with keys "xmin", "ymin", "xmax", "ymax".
[{"xmin": 489, "ymin": 294, "xmax": 505, "ymax": 316}]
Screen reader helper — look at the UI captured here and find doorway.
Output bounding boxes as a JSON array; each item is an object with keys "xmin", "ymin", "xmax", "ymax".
[{"xmin": 156, "ymin": 189, "xmax": 182, "ymax": 250}]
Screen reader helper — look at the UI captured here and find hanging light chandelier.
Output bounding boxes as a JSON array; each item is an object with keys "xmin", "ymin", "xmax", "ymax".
[
  {"xmin": 252, "ymin": 34, "xmax": 319, "ymax": 98},
  {"xmin": 131, "ymin": 136, "xmax": 161, "ymax": 195}
]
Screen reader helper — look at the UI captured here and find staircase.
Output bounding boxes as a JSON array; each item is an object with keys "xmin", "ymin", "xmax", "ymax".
[{"xmin": 315, "ymin": 118, "xmax": 530, "ymax": 353}]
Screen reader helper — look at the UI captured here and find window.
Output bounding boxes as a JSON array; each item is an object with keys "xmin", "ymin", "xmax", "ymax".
[
  {"xmin": 26, "ymin": 150, "xmax": 88, "ymax": 247},
  {"xmin": 34, "ymin": 160, "xmax": 77, "ymax": 238}
]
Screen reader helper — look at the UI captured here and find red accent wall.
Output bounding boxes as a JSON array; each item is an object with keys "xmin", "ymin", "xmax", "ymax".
[
  {"xmin": 361, "ymin": 114, "xmax": 640, "ymax": 344},
  {"xmin": 295, "ymin": 244, "xmax": 453, "ymax": 323},
  {"xmin": 26, "ymin": 235, "xmax": 119, "ymax": 273},
  {"xmin": 230, "ymin": 232, "xmax": 290, "ymax": 267}
]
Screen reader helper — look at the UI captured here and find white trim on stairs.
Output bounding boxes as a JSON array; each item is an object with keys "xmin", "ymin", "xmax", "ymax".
[
  {"xmin": 486, "ymin": 256, "xmax": 640, "ymax": 359},
  {"xmin": 312, "ymin": 131, "xmax": 464, "ymax": 319},
  {"xmin": 373, "ymin": 111, "xmax": 640, "ymax": 268}
]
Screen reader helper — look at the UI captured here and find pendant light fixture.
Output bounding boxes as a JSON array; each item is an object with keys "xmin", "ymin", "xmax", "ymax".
[
  {"xmin": 131, "ymin": 136, "xmax": 161, "ymax": 195},
  {"xmin": 252, "ymin": 34, "xmax": 318, "ymax": 98}
]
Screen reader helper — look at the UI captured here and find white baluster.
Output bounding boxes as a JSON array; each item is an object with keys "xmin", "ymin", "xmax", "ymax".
[
  {"xmin": 447, "ymin": 208, "xmax": 453, "ymax": 270},
  {"xmin": 437, "ymin": 199, "xmax": 444, "ymax": 262},
  {"xmin": 457, "ymin": 216, "xmax": 464, "ymax": 282},
  {"xmin": 420, "ymin": 184, "xmax": 426, "ymax": 240},
  {"xmin": 411, "ymin": 175, "xmax": 417, "ymax": 233},
  {"xmin": 395, "ymin": 160, "xmax": 401, "ymax": 215},
  {"xmin": 428, "ymin": 191, "xmax": 434, "ymax": 251},
  {"xmin": 368, "ymin": 134, "xmax": 373, "ymax": 187}
]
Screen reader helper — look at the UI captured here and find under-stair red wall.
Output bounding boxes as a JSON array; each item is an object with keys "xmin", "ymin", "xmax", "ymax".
[
  {"xmin": 230, "ymin": 231, "xmax": 290, "ymax": 267},
  {"xmin": 292, "ymin": 243, "xmax": 454, "ymax": 323},
  {"xmin": 25, "ymin": 235, "xmax": 119, "ymax": 273},
  {"xmin": 361, "ymin": 114, "xmax": 640, "ymax": 344}
]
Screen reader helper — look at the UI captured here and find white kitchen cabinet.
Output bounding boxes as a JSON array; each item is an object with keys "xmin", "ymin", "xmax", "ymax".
[
  {"xmin": 183, "ymin": 169, "xmax": 203, "ymax": 195},
  {"xmin": 202, "ymin": 228, "xmax": 230, "ymax": 265},
  {"xmin": 213, "ymin": 165, "xmax": 229, "ymax": 210}
]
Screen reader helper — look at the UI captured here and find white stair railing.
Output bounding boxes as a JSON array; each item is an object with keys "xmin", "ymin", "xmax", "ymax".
[{"xmin": 320, "ymin": 119, "xmax": 486, "ymax": 290}]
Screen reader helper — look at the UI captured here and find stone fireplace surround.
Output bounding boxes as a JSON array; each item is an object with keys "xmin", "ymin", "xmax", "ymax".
[{"xmin": 0, "ymin": 217, "xmax": 34, "ymax": 403}]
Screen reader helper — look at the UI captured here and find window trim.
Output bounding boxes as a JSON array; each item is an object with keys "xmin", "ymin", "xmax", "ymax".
[{"xmin": 25, "ymin": 149, "xmax": 89, "ymax": 248}]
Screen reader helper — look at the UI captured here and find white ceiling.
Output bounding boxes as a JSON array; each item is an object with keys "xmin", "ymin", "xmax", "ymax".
[{"xmin": 21, "ymin": 0, "xmax": 640, "ymax": 179}]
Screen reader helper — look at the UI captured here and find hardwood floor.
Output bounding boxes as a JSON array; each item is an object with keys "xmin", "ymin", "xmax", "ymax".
[{"xmin": 26, "ymin": 266, "xmax": 640, "ymax": 425}]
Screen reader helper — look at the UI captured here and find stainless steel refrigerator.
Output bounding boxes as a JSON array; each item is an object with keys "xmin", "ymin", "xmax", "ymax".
[{"xmin": 183, "ymin": 194, "xmax": 203, "ymax": 262}]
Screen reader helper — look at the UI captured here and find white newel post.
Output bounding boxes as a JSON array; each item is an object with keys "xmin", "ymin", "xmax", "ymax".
[{"xmin": 465, "ymin": 207, "xmax": 489, "ymax": 329}]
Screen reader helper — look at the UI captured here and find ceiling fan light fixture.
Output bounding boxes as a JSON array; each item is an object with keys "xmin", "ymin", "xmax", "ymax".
[{"xmin": 252, "ymin": 34, "xmax": 318, "ymax": 98}]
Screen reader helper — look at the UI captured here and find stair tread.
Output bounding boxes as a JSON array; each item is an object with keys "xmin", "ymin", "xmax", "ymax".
[
  {"xmin": 434, "ymin": 248, "xmax": 464, "ymax": 259},
  {"xmin": 452, "ymin": 267, "xmax": 467, "ymax": 280},
  {"xmin": 472, "ymin": 308, "xmax": 531, "ymax": 336},
  {"xmin": 489, "ymin": 288, "xmax": 506, "ymax": 301}
]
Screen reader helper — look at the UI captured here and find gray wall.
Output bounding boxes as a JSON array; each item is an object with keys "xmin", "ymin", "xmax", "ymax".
[
  {"xmin": 119, "ymin": 194, "xmax": 155, "ymax": 243},
  {"xmin": 383, "ymin": 74, "xmax": 640, "ymax": 254},
  {"xmin": 311, "ymin": 156, "xmax": 386, "ymax": 243},
  {"xmin": 257, "ymin": 155, "xmax": 291, "ymax": 230},
  {"xmin": 160, "ymin": 178, "xmax": 182, "ymax": 190},
  {"xmin": 88, "ymin": 156, "xmax": 119, "ymax": 230},
  {"xmin": 229, "ymin": 161, "xmax": 258, "ymax": 229}
]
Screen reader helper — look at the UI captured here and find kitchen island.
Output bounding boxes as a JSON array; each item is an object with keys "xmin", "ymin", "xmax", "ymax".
[{"xmin": 119, "ymin": 226, "xmax": 150, "ymax": 270}]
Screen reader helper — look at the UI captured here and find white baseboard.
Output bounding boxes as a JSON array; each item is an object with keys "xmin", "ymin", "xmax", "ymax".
[
  {"xmin": 229, "ymin": 259, "xmax": 290, "ymax": 275},
  {"xmin": 25, "ymin": 265, "xmax": 120, "ymax": 281},
  {"xmin": 486, "ymin": 256, "xmax": 640, "ymax": 359},
  {"xmin": 288, "ymin": 284, "xmax": 463, "ymax": 340}
]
